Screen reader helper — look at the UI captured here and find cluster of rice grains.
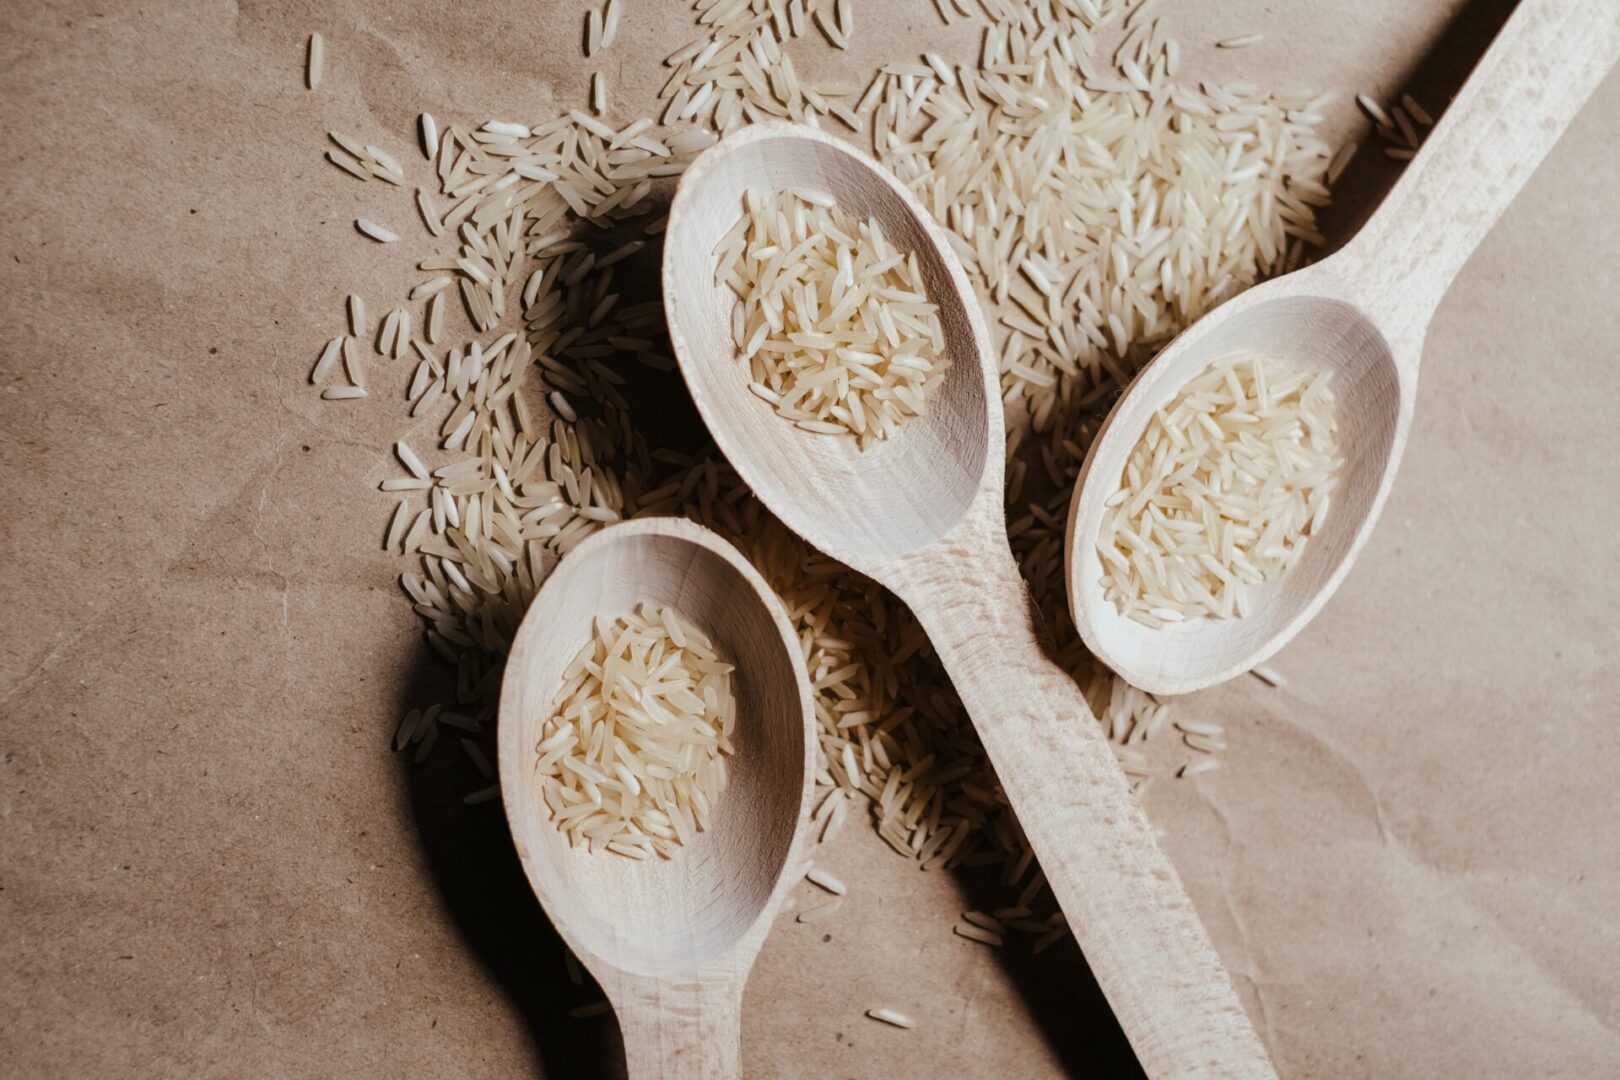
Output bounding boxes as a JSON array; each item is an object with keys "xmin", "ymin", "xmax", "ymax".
[
  {"xmin": 861, "ymin": 0, "xmax": 1346, "ymax": 724},
  {"xmin": 539, "ymin": 605, "xmax": 736, "ymax": 858},
  {"xmin": 1098, "ymin": 355, "xmax": 1342, "ymax": 625},
  {"xmin": 716, "ymin": 189, "xmax": 948, "ymax": 445},
  {"xmin": 657, "ymin": 0, "xmax": 866, "ymax": 132},
  {"xmin": 314, "ymin": 0, "xmax": 1364, "ymax": 958},
  {"xmin": 871, "ymin": 11, "xmax": 1335, "ymax": 409}
]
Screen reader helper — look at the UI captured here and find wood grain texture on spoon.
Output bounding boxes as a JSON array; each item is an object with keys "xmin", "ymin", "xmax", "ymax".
[
  {"xmin": 665, "ymin": 122, "xmax": 1274, "ymax": 1078},
  {"xmin": 499, "ymin": 518, "xmax": 817, "ymax": 1080}
]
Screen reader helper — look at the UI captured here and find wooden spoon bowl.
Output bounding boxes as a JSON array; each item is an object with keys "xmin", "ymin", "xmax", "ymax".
[
  {"xmin": 1067, "ymin": 0, "xmax": 1620, "ymax": 695},
  {"xmin": 499, "ymin": 517, "xmax": 815, "ymax": 1078},
  {"xmin": 662, "ymin": 125, "xmax": 991, "ymax": 559},
  {"xmin": 1067, "ymin": 295, "xmax": 1402, "ymax": 695}
]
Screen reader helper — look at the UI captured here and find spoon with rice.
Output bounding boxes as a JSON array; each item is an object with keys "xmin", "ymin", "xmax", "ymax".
[
  {"xmin": 665, "ymin": 123, "xmax": 1274, "ymax": 1077},
  {"xmin": 1067, "ymin": 0, "xmax": 1620, "ymax": 694},
  {"xmin": 500, "ymin": 518, "xmax": 815, "ymax": 1078}
]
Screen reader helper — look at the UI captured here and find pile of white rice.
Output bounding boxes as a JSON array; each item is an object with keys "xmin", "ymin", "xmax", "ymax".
[
  {"xmin": 313, "ymin": 0, "xmax": 1385, "ymax": 958},
  {"xmin": 1097, "ymin": 354, "xmax": 1341, "ymax": 626},
  {"xmin": 715, "ymin": 189, "xmax": 948, "ymax": 446},
  {"xmin": 871, "ymin": 14, "xmax": 1336, "ymax": 421},
  {"xmin": 538, "ymin": 604, "xmax": 736, "ymax": 859}
]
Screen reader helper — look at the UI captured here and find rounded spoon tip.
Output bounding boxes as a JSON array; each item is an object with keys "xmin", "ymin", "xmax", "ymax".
[
  {"xmin": 1066, "ymin": 281, "xmax": 1407, "ymax": 695},
  {"xmin": 498, "ymin": 517, "xmax": 815, "ymax": 979},
  {"xmin": 662, "ymin": 122, "xmax": 1000, "ymax": 571}
]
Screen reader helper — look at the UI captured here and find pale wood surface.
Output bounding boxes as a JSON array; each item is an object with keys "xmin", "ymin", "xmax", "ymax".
[
  {"xmin": 616, "ymin": 977, "xmax": 743, "ymax": 1080},
  {"xmin": 498, "ymin": 518, "xmax": 816, "ymax": 1079},
  {"xmin": 1067, "ymin": 0, "xmax": 1620, "ymax": 697},
  {"xmin": 664, "ymin": 123, "xmax": 1273, "ymax": 1078}
]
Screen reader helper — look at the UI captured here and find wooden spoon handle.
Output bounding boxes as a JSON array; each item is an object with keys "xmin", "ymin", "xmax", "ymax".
[
  {"xmin": 611, "ymin": 976, "xmax": 742, "ymax": 1080},
  {"xmin": 893, "ymin": 538, "xmax": 1273, "ymax": 1079},
  {"xmin": 1348, "ymin": 0, "xmax": 1620, "ymax": 348}
]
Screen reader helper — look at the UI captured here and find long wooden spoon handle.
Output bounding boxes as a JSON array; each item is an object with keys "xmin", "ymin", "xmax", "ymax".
[
  {"xmin": 1349, "ymin": 0, "xmax": 1620, "ymax": 344},
  {"xmin": 894, "ymin": 539, "xmax": 1273, "ymax": 1079},
  {"xmin": 612, "ymin": 976, "xmax": 742, "ymax": 1080}
]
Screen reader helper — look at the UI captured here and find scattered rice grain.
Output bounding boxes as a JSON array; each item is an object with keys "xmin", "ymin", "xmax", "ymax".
[
  {"xmin": 867, "ymin": 1007, "xmax": 914, "ymax": 1029},
  {"xmin": 306, "ymin": 32, "xmax": 324, "ymax": 89},
  {"xmin": 806, "ymin": 867, "xmax": 847, "ymax": 895},
  {"xmin": 356, "ymin": 218, "xmax": 399, "ymax": 243}
]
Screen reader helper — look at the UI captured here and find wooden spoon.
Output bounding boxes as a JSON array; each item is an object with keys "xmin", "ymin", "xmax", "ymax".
[
  {"xmin": 665, "ymin": 124, "xmax": 1273, "ymax": 1077},
  {"xmin": 498, "ymin": 517, "xmax": 815, "ymax": 1079},
  {"xmin": 1067, "ymin": 0, "xmax": 1620, "ymax": 695}
]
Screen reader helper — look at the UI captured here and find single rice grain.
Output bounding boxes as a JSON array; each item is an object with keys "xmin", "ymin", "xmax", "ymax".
[
  {"xmin": 306, "ymin": 33, "xmax": 324, "ymax": 89},
  {"xmin": 356, "ymin": 218, "xmax": 399, "ymax": 243},
  {"xmin": 419, "ymin": 112, "xmax": 439, "ymax": 159},
  {"xmin": 867, "ymin": 1007, "xmax": 914, "ymax": 1029}
]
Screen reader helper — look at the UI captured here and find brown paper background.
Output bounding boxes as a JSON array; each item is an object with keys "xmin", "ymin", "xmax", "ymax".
[{"xmin": 3, "ymin": 0, "xmax": 1618, "ymax": 1076}]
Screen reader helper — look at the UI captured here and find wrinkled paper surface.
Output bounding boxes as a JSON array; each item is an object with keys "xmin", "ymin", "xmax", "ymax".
[{"xmin": 3, "ymin": 0, "xmax": 1618, "ymax": 1075}]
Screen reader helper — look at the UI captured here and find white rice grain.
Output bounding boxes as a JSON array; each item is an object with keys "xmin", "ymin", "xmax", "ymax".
[
  {"xmin": 867, "ymin": 1008, "xmax": 914, "ymax": 1029},
  {"xmin": 312, "ymin": 337, "xmax": 343, "ymax": 383},
  {"xmin": 396, "ymin": 440, "xmax": 429, "ymax": 480},
  {"xmin": 425, "ymin": 291, "xmax": 444, "ymax": 344},
  {"xmin": 356, "ymin": 218, "xmax": 399, "ymax": 243},
  {"xmin": 364, "ymin": 145, "xmax": 405, "ymax": 180},
  {"xmin": 1250, "ymin": 663, "xmax": 1286, "ymax": 687},
  {"xmin": 342, "ymin": 335, "xmax": 365, "ymax": 387},
  {"xmin": 1357, "ymin": 92, "xmax": 1392, "ymax": 127},
  {"xmin": 483, "ymin": 120, "xmax": 532, "ymax": 137},
  {"xmin": 306, "ymin": 32, "xmax": 324, "ymax": 90},
  {"xmin": 954, "ymin": 922, "xmax": 1004, "ymax": 946},
  {"xmin": 384, "ymin": 500, "xmax": 410, "ymax": 551},
  {"xmin": 326, "ymin": 149, "xmax": 369, "ymax": 181},
  {"xmin": 806, "ymin": 867, "xmax": 847, "ymax": 895},
  {"xmin": 419, "ymin": 112, "xmax": 439, "ymax": 159}
]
